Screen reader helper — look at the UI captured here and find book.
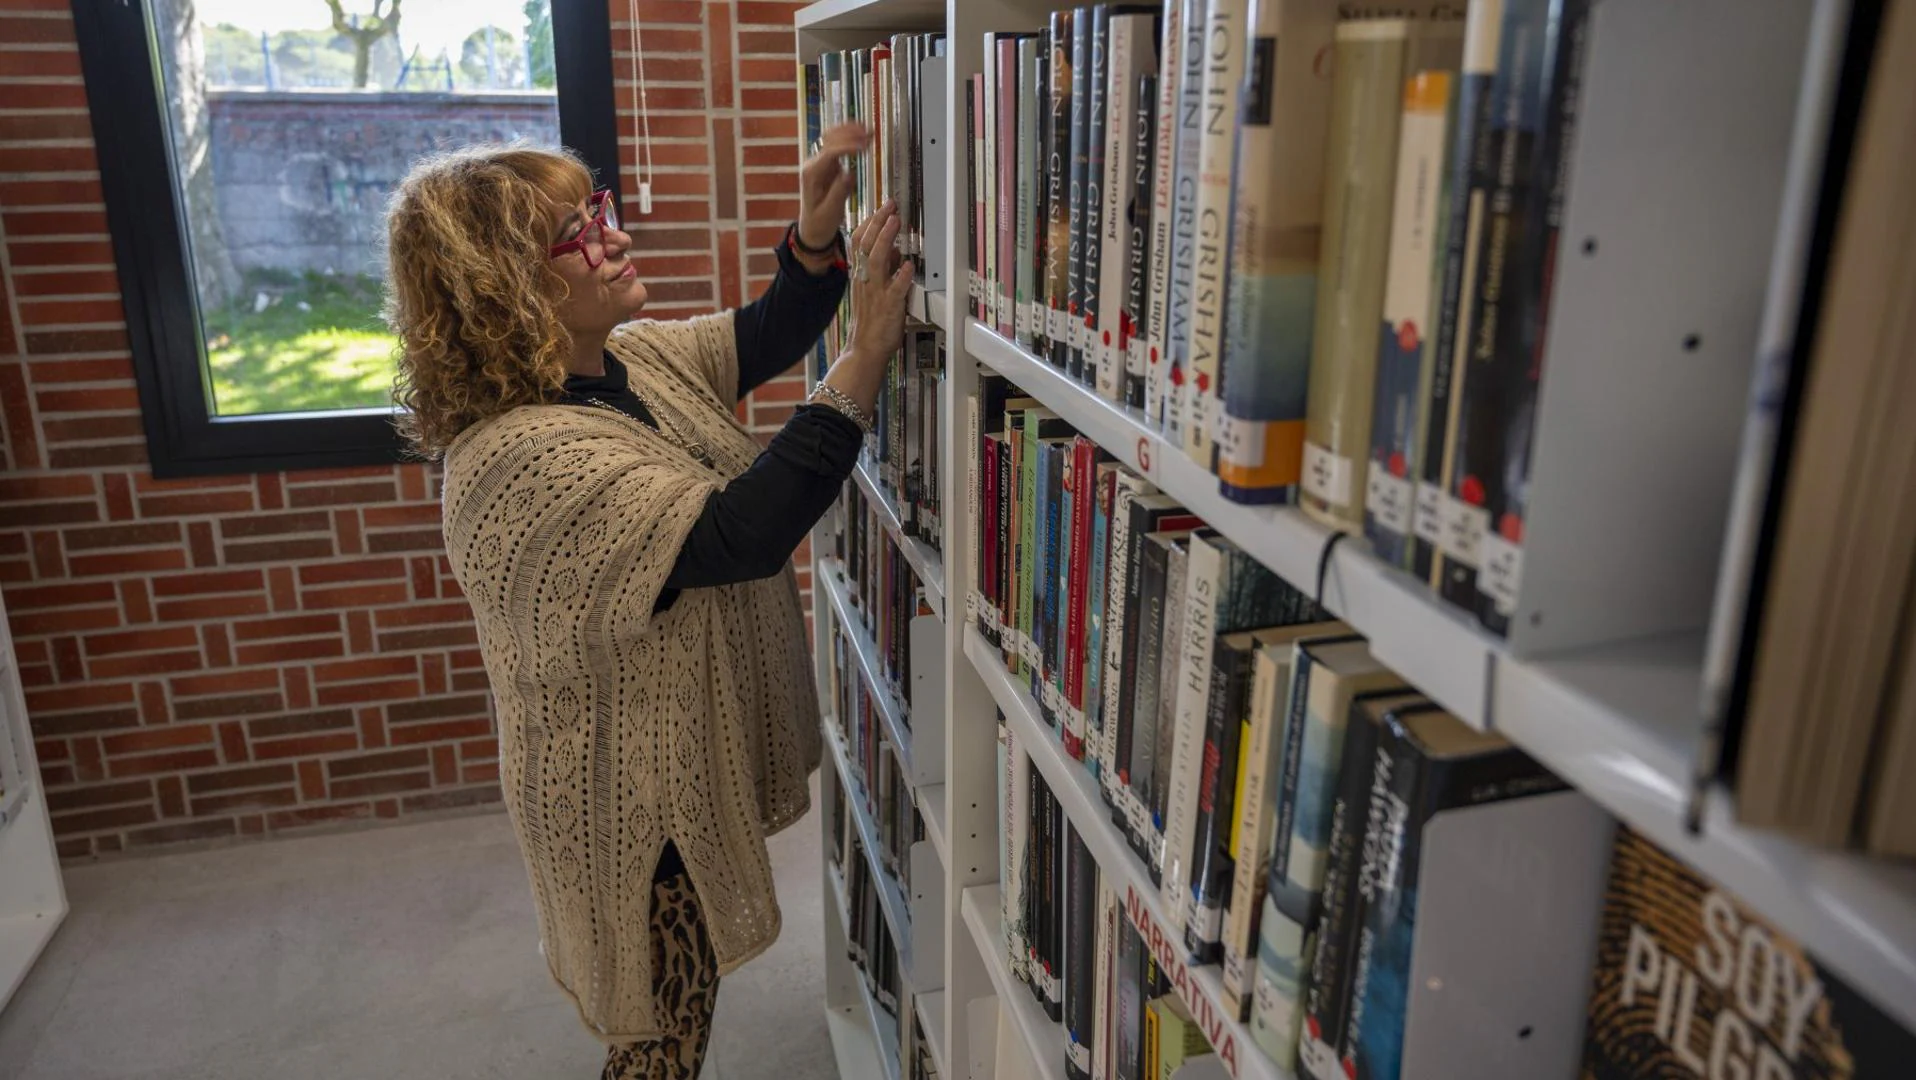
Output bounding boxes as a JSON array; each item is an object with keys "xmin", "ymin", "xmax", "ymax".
[
  {"xmin": 1363, "ymin": 71, "xmax": 1453, "ymax": 568},
  {"xmin": 1068, "ymin": 9, "xmax": 1097, "ymax": 379},
  {"xmin": 1218, "ymin": 620, "xmax": 1349, "ymax": 1020},
  {"xmin": 1178, "ymin": 0, "xmax": 1250, "ymax": 468},
  {"xmin": 1580, "ymin": 826, "xmax": 1916, "ymax": 1078},
  {"xmin": 983, "ymin": 43, "xmax": 1001, "ymax": 327},
  {"xmin": 1099, "ymin": 474, "xmax": 1165, "ymax": 805},
  {"xmin": 1466, "ymin": 0, "xmax": 1591, "ymax": 635},
  {"xmin": 1300, "ymin": 19, "xmax": 1462, "ymax": 534},
  {"xmin": 1047, "ymin": 10, "xmax": 1077, "ymax": 366},
  {"xmin": 1147, "ymin": 535, "xmax": 1193, "ymax": 877},
  {"xmin": 1018, "ymin": 35, "xmax": 1045, "ymax": 348},
  {"xmin": 1184, "ymin": 630, "xmax": 1259, "ymax": 963},
  {"xmin": 1216, "ymin": 0, "xmax": 1340, "ymax": 506},
  {"xmin": 1084, "ymin": 461, "xmax": 1124, "ymax": 777},
  {"xmin": 1161, "ymin": 0, "xmax": 1208, "ymax": 445},
  {"xmin": 1122, "ymin": 70, "xmax": 1158, "ymax": 409},
  {"xmin": 1112, "ymin": 495, "xmax": 1202, "ymax": 836},
  {"xmin": 1003, "ymin": 708, "xmax": 1032, "ymax": 984},
  {"xmin": 1346, "ymin": 706, "xmax": 1564, "ymax": 1080},
  {"xmin": 1143, "ymin": 0, "xmax": 1190, "ymax": 428},
  {"xmin": 1097, "ymin": 8, "xmax": 1160, "ymax": 403},
  {"xmin": 1126, "ymin": 528, "xmax": 1189, "ymax": 858},
  {"xmin": 1149, "ymin": 996, "xmax": 1214, "ymax": 1080},
  {"xmin": 1115, "ymin": 913, "xmax": 1146, "ymax": 1080},
  {"xmin": 1065, "ymin": 823, "xmax": 1100, "ymax": 1080},
  {"xmin": 1415, "ymin": 0, "xmax": 1503, "ymax": 586}
]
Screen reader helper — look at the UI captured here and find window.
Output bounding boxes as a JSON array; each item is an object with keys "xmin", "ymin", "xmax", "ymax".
[{"xmin": 72, "ymin": 0, "xmax": 621, "ymax": 476}]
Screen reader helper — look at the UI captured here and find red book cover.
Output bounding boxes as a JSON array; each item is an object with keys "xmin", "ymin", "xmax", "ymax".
[{"xmin": 1062, "ymin": 436, "xmax": 1097, "ymax": 758}]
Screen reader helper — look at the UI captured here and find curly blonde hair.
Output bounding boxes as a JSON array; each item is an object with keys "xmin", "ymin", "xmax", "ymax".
[{"xmin": 384, "ymin": 144, "xmax": 593, "ymax": 457}]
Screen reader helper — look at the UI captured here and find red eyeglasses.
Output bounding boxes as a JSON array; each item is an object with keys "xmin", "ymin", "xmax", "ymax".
[{"xmin": 548, "ymin": 190, "xmax": 620, "ymax": 268}]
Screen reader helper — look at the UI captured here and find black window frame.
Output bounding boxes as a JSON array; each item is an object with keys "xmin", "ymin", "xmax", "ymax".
[{"xmin": 70, "ymin": 0, "xmax": 622, "ymax": 478}]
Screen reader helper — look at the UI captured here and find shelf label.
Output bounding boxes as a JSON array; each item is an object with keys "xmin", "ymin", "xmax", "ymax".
[
  {"xmin": 1365, "ymin": 468, "xmax": 1414, "ymax": 535},
  {"xmin": 1217, "ymin": 413, "xmax": 1265, "ymax": 470},
  {"xmin": 1067, "ymin": 1042, "xmax": 1092, "ymax": 1073},
  {"xmin": 1298, "ymin": 1034, "xmax": 1340, "ymax": 1080},
  {"xmin": 1301, "ymin": 442, "xmax": 1354, "ymax": 509},
  {"xmin": 1127, "ymin": 339, "xmax": 1148, "ymax": 378},
  {"xmin": 1413, "ymin": 482, "xmax": 1446, "ymax": 547},
  {"xmin": 1479, "ymin": 531, "xmax": 1524, "ymax": 613},
  {"xmin": 1134, "ymin": 435, "xmax": 1158, "ymax": 482},
  {"xmin": 1015, "ymin": 300, "xmax": 1032, "ymax": 342},
  {"xmin": 1048, "ymin": 306, "xmax": 1068, "ymax": 348},
  {"xmin": 1122, "ymin": 884, "xmax": 1241, "ymax": 1078},
  {"xmin": 1439, "ymin": 496, "xmax": 1488, "ymax": 568}
]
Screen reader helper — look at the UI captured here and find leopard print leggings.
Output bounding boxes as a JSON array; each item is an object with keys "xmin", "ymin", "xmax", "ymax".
[{"xmin": 601, "ymin": 871, "xmax": 722, "ymax": 1080}]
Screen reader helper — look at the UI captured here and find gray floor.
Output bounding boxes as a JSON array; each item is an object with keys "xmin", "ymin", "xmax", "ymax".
[{"xmin": 0, "ymin": 786, "xmax": 834, "ymax": 1080}]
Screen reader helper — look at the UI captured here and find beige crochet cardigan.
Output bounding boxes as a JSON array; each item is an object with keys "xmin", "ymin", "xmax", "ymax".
[{"xmin": 442, "ymin": 313, "xmax": 822, "ymax": 1041}]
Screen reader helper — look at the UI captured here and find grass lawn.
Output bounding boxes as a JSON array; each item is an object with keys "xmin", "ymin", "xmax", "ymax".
[{"xmin": 205, "ymin": 272, "xmax": 399, "ymax": 415}]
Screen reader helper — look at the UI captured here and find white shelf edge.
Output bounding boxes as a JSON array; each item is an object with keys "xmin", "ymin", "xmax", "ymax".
[
  {"xmin": 915, "ymin": 988, "xmax": 949, "ymax": 1080},
  {"xmin": 965, "ymin": 319, "xmax": 1916, "ymax": 1029},
  {"xmin": 826, "ymin": 1005, "xmax": 889, "ymax": 1080},
  {"xmin": 795, "ymin": 0, "xmax": 945, "ymax": 32},
  {"xmin": 966, "ymin": 627, "xmax": 1292, "ymax": 1080},
  {"xmin": 920, "ymin": 781, "xmax": 950, "ymax": 869},
  {"xmin": 825, "ymin": 721, "xmax": 916, "ymax": 974},
  {"xmin": 959, "ymin": 885, "xmax": 1069, "ymax": 1080},
  {"xmin": 910, "ymin": 283, "xmax": 950, "ymax": 332},
  {"xmin": 851, "ymin": 459, "xmax": 948, "ymax": 623},
  {"xmin": 819, "ymin": 561, "xmax": 916, "ymax": 782},
  {"xmin": 0, "ymin": 780, "xmax": 27, "ymax": 837}
]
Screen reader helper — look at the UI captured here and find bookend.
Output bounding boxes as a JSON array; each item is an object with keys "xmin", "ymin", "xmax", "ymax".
[{"xmin": 1501, "ymin": 0, "xmax": 1814, "ymax": 655}]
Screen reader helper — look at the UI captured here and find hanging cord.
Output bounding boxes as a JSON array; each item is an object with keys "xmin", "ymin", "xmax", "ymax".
[
  {"xmin": 626, "ymin": 0, "xmax": 655, "ymax": 213},
  {"xmin": 1314, "ymin": 530, "xmax": 1352, "ymax": 615}
]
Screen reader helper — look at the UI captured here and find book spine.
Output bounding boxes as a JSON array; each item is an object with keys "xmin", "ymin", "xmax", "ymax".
[
  {"xmin": 1180, "ymin": 0, "xmax": 1249, "ymax": 467},
  {"xmin": 1334, "ymin": 717, "xmax": 1419, "ymax": 1080},
  {"xmin": 1031, "ymin": 34, "xmax": 1049, "ymax": 348},
  {"xmin": 1098, "ymin": 15, "xmax": 1153, "ymax": 403},
  {"xmin": 1114, "ymin": 917, "xmax": 1143, "ymax": 1080},
  {"xmin": 1444, "ymin": 0, "xmax": 1552, "ymax": 616},
  {"xmin": 1123, "ymin": 72, "xmax": 1157, "ymax": 409},
  {"xmin": 982, "ymin": 45, "xmax": 999, "ymax": 325},
  {"xmin": 1054, "ymin": 440, "xmax": 1076, "ymax": 728},
  {"xmin": 1297, "ymin": 698, "xmax": 1388, "ymax": 1077},
  {"xmin": 1270, "ymin": 641, "xmax": 1325, "ymax": 886},
  {"xmin": 1033, "ymin": 436, "xmax": 1057, "ymax": 710},
  {"xmin": 1081, "ymin": 6, "xmax": 1112, "ymax": 391},
  {"xmin": 998, "ymin": 38, "xmax": 1020, "ymax": 337},
  {"xmin": 1005, "ymin": 713, "xmax": 1031, "ymax": 984},
  {"xmin": 1217, "ymin": 0, "xmax": 1337, "ymax": 505},
  {"xmin": 1018, "ymin": 413, "xmax": 1041, "ymax": 679},
  {"xmin": 1365, "ymin": 72, "xmax": 1454, "ymax": 568},
  {"xmin": 1017, "ymin": 39, "xmax": 1043, "ymax": 347},
  {"xmin": 1187, "ymin": 639, "xmax": 1251, "ymax": 962},
  {"xmin": 1043, "ymin": 442, "xmax": 1067, "ymax": 723},
  {"xmin": 1091, "ymin": 875, "xmax": 1116, "ymax": 1080},
  {"xmin": 1220, "ymin": 644, "xmax": 1282, "ymax": 1017},
  {"xmin": 1149, "ymin": 541, "xmax": 1190, "ymax": 880},
  {"xmin": 1065, "ymin": 824, "xmax": 1098, "ymax": 1080},
  {"xmin": 1163, "ymin": 0, "xmax": 1207, "ymax": 446},
  {"xmin": 1127, "ymin": 536, "xmax": 1172, "ymax": 857},
  {"xmin": 1160, "ymin": 532, "xmax": 1223, "ymax": 929},
  {"xmin": 1050, "ymin": 780, "xmax": 1068, "ymax": 1016},
  {"xmin": 1085, "ymin": 466, "xmax": 1118, "ymax": 769},
  {"xmin": 999, "ymin": 428, "xmax": 1017, "ymax": 658},
  {"xmin": 967, "ymin": 75, "xmax": 980, "ymax": 318},
  {"xmin": 1475, "ymin": 0, "xmax": 1590, "ymax": 636},
  {"xmin": 1047, "ymin": 11, "xmax": 1076, "ymax": 363},
  {"xmin": 1067, "ymin": 13, "xmax": 1095, "ymax": 378},
  {"xmin": 973, "ymin": 391, "xmax": 992, "ymax": 641},
  {"xmin": 1100, "ymin": 485, "xmax": 1141, "ymax": 807},
  {"xmin": 1415, "ymin": 1, "xmax": 1502, "ymax": 584},
  {"xmin": 1144, "ymin": 0, "xmax": 1186, "ymax": 428},
  {"xmin": 1065, "ymin": 439, "xmax": 1098, "ymax": 755},
  {"xmin": 1301, "ymin": 23, "xmax": 1412, "ymax": 533}
]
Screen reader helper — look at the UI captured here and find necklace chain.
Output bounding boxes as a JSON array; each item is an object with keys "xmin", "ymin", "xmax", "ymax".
[{"xmin": 575, "ymin": 390, "xmax": 712, "ymax": 467}]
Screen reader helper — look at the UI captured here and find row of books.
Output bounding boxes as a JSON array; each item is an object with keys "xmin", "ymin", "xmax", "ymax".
[
  {"xmin": 804, "ymin": 33, "xmax": 947, "ymax": 272},
  {"xmin": 911, "ymin": 1011, "xmax": 941, "ymax": 1080},
  {"xmin": 998, "ymin": 711, "xmax": 1221, "ymax": 1080},
  {"xmin": 828, "ymin": 795, "xmax": 910, "ymax": 1057},
  {"xmin": 826, "ymin": 628, "xmax": 925, "ymax": 895},
  {"xmin": 965, "ymin": 0, "xmax": 1586, "ymax": 638},
  {"xmin": 868, "ymin": 327, "xmax": 948, "ymax": 554},
  {"xmin": 829, "ymin": 482, "xmax": 938, "ymax": 705}
]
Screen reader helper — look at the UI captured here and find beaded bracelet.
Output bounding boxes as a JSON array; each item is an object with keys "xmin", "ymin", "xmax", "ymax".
[{"xmin": 807, "ymin": 381, "xmax": 875, "ymax": 434}]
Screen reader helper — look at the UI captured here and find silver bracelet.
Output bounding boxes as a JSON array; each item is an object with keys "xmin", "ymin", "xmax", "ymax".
[{"xmin": 808, "ymin": 382, "xmax": 875, "ymax": 434}]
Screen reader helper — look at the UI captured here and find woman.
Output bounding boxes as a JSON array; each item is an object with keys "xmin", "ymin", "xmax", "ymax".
[{"xmin": 384, "ymin": 127, "xmax": 912, "ymax": 1080}]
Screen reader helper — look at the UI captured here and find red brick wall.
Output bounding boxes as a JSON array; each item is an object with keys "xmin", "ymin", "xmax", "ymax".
[{"xmin": 0, "ymin": 0, "xmax": 811, "ymax": 858}]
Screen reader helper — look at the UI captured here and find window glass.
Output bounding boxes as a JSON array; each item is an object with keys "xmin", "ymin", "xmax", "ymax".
[{"xmin": 152, "ymin": 0, "xmax": 560, "ymax": 416}]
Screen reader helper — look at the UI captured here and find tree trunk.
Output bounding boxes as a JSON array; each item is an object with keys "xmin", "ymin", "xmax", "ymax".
[
  {"xmin": 352, "ymin": 38, "xmax": 371, "ymax": 88},
  {"xmin": 154, "ymin": 0, "xmax": 239, "ymax": 310}
]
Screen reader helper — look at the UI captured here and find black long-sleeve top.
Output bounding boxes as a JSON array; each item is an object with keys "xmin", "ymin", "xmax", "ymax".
[{"xmin": 561, "ymin": 235, "xmax": 861, "ymax": 614}]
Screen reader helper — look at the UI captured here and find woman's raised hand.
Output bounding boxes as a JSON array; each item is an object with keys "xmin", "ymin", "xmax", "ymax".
[
  {"xmin": 823, "ymin": 203, "xmax": 914, "ymax": 415},
  {"xmin": 797, "ymin": 122, "xmax": 871, "ymax": 251}
]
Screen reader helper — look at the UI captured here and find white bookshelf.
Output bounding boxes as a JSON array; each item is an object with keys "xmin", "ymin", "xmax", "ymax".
[
  {"xmin": 0, "ymin": 588, "xmax": 68, "ymax": 1013},
  {"xmin": 851, "ymin": 461, "xmax": 948, "ymax": 622},
  {"xmin": 798, "ymin": 1, "xmax": 1916, "ymax": 1078}
]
